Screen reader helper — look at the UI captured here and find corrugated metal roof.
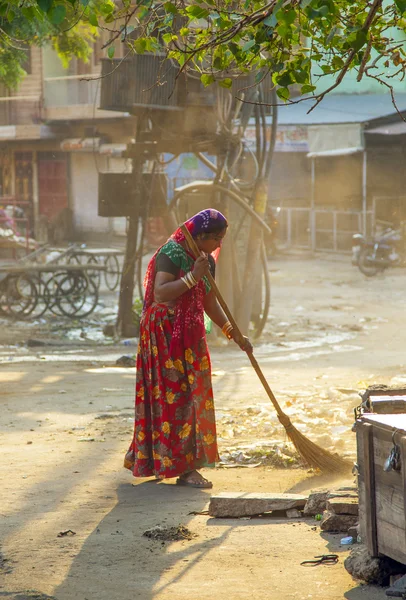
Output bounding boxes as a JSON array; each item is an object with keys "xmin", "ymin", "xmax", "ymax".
[{"xmin": 262, "ymin": 94, "xmax": 406, "ymax": 126}]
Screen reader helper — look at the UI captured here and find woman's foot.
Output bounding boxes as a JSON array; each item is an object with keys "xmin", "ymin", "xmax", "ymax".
[{"xmin": 176, "ymin": 470, "xmax": 213, "ymax": 489}]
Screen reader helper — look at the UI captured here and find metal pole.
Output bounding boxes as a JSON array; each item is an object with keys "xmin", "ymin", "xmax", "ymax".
[
  {"xmin": 362, "ymin": 150, "xmax": 367, "ymax": 236},
  {"xmin": 311, "ymin": 157, "xmax": 316, "ymax": 251}
]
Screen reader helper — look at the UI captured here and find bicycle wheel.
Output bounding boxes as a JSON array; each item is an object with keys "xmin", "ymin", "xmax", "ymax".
[
  {"xmin": 29, "ymin": 273, "xmax": 52, "ymax": 318},
  {"xmin": 7, "ymin": 274, "xmax": 38, "ymax": 319},
  {"xmin": 73, "ymin": 276, "xmax": 99, "ymax": 318},
  {"xmin": 104, "ymin": 255, "xmax": 120, "ymax": 291},
  {"xmin": 55, "ymin": 272, "xmax": 87, "ymax": 317},
  {"xmin": 86, "ymin": 256, "xmax": 101, "ymax": 290}
]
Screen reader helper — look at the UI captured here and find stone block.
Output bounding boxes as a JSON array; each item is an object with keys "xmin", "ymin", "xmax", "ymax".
[
  {"xmin": 327, "ymin": 497, "xmax": 359, "ymax": 516},
  {"xmin": 320, "ymin": 511, "xmax": 358, "ymax": 532},
  {"xmin": 303, "ymin": 490, "xmax": 329, "ymax": 516},
  {"xmin": 286, "ymin": 509, "xmax": 302, "ymax": 519},
  {"xmin": 208, "ymin": 492, "xmax": 308, "ymax": 518}
]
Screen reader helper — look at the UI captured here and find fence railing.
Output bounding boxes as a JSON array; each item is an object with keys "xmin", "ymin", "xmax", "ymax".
[{"xmin": 273, "ymin": 206, "xmax": 375, "ymax": 253}]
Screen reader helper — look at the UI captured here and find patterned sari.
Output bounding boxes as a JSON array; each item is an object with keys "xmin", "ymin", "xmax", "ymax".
[{"xmin": 124, "ymin": 210, "xmax": 227, "ymax": 479}]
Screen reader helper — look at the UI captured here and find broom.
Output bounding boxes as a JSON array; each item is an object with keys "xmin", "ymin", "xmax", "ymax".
[{"xmin": 181, "ymin": 224, "xmax": 352, "ymax": 474}]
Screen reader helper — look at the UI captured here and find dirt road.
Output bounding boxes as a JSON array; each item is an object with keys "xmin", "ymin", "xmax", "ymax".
[{"xmin": 1, "ymin": 254, "xmax": 404, "ymax": 600}]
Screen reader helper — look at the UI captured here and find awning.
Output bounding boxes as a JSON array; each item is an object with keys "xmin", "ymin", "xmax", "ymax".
[
  {"xmin": 307, "ymin": 146, "xmax": 364, "ymax": 158},
  {"xmin": 366, "ymin": 121, "xmax": 406, "ymax": 135},
  {"xmin": 307, "ymin": 123, "xmax": 364, "ymax": 155},
  {"xmin": 60, "ymin": 138, "xmax": 102, "ymax": 152},
  {"xmin": 99, "ymin": 143, "xmax": 127, "ymax": 157}
]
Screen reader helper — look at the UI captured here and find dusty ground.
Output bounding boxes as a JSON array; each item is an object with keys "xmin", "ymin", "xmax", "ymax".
[{"xmin": 1, "ymin": 253, "xmax": 405, "ymax": 600}]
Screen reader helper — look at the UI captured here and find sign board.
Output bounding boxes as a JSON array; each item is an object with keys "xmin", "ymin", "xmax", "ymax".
[{"xmin": 245, "ymin": 125, "xmax": 309, "ymax": 153}]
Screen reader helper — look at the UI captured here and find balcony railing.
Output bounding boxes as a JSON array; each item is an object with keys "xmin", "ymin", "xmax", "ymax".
[
  {"xmin": 0, "ymin": 96, "xmax": 42, "ymax": 126},
  {"xmin": 44, "ymin": 74, "xmax": 100, "ymax": 108}
]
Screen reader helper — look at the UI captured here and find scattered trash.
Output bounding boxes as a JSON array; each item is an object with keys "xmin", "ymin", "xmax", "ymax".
[
  {"xmin": 77, "ymin": 437, "xmax": 95, "ymax": 442},
  {"xmin": 122, "ymin": 339, "xmax": 137, "ymax": 346},
  {"xmin": 57, "ymin": 529, "xmax": 76, "ymax": 537},
  {"xmin": 301, "ymin": 554, "xmax": 339, "ymax": 566},
  {"xmin": 341, "ymin": 536, "xmax": 354, "ymax": 545},
  {"xmin": 143, "ymin": 525, "xmax": 195, "ymax": 542}
]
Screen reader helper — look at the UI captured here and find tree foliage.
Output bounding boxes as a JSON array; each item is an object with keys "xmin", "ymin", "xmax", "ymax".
[{"xmin": 1, "ymin": 0, "xmax": 406, "ymax": 105}]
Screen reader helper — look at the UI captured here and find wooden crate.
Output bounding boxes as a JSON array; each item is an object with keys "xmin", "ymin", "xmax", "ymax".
[{"xmin": 357, "ymin": 414, "xmax": 406, "ymax": 563}]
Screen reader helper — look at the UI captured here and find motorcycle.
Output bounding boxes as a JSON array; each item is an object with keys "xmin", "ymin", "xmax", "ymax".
[{"xmin": 352, "ymin": 223, "xmax": 406, "ymax": 277}]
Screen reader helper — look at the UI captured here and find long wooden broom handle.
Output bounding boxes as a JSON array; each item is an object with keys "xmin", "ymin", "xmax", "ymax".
[{"xmin": 180, "ymin": 224, "xmax": 286, "ymax": 419}]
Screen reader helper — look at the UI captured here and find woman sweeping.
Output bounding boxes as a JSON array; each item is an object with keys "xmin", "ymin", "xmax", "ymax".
[{"xmin": 124, "ymin": 209, "xmax": 251, "ymax": 488}]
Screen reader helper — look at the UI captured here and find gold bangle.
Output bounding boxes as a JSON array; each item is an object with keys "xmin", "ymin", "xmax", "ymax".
[
  {"xmin": 188, "ymin": 271, "xmax": 198, "ymax": 286},
  {"xmin": 186, "ymin": 272, "xmax": 197, "ymax": 287},
  {"xmin": 222, "ymin": 321, "xmax": 233, "ymax": 339},
  {"xmin": 181, "ymin": 275, "xmax": 192, "ymax": 290}
]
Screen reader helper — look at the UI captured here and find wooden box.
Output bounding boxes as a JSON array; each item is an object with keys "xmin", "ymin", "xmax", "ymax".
[{"xmin": 357, "ymin": 414, "xmax": 406, "ymax": 563}]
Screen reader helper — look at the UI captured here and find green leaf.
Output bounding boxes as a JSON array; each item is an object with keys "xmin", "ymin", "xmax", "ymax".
[
  {"xmin": 49, "ymin": 4, "xmax": 66, "ymax": 24},
  {"xmin": 351, "ymin": 30, "xmax": 367, "ymax": 52},
  {"xmin": 294, "ymin": 69, "xmax": 308, "ymax": 84},
  {"xmin": 395, "ymin": 0, "xmax": 406, "ymax": 14},
  {"xmin": 101, "ymin": 3, "xmax": 114, "ymax": 14},
  {"xmin": 275, "ymin": 71, "xmax": 293, "ymax": 87},
  {"xmin": 242, "ymin": 39, "xmax": 256, "ymax": 52},
  {"xmin": 88, "ymin": 11, "xmax": 98, "ymax": 26},
  {"xmin": 180, "ymin": 27, "xmax": 189, "ymax": 36},
  {"xmin": 263, "ymin": 14, "xmax": 278, "ymax": 28},
  {"xmin": 276, "ymin": 87, "xmax": 290, "ymax": 101},
  {"xmin": 164, "ymin": 1, "xmax": 178, "ymax": 14},
  {"xmin": 278, "ymin": 9, "xmax": 296, "ymax": 26},
  {"xmin": 162, "ymin": 33, "xmax": 172, "ymax": 43},
  {"xmin": 185, "ymin": 5, "xmax": 209, "ymax": 20},
  {"xmin": 301, "ymin": 84, "xmax": 316, "ymax": 94},
  {"xmin": 201, "ymin": 74, "xmax": 215, "ymax": 86},
  {"xmin": 300, "ymin": 0, "xmax": 314, "ymax": 7},
  {"xmin": 121, "ymin": 25, "xmax": 135, "ymax": 40},
  {"xmin": 218, "ymin": 78, "xmax": 232, "ymax": 89},
  {"xmin": 37, "ymin": 0, "xmax": 53, "ymax": 12},
  {"xmin": 22, "ymin": 6, "xmax": 36, "ymax": 19},
  {"xmin": 133, "ymin": 38, "xmax": 147, "ymax": 54},
  {"xmin": 80, "ymin": 0, "xmax": 89, "ymax": 6},
  {"xmin": 107, "ymin": 46, "xmax": 115, "ymax": 59}
]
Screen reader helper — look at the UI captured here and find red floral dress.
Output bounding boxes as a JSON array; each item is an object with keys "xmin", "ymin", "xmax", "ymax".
[{"xmin": 124, "ymin": 239, "xmax": 218, "ymax": 478}]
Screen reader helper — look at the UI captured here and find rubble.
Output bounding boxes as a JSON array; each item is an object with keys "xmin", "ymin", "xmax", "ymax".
[
  {"xmin": 326, "ymin": 497, "xmax": 358, "ymax": 516},
  {"xmin": 143, "ymin": 525, "xmax": 195, "ymax": 542},
  {"xmin": 320, "ymin": 512, "xmax": 358, "ymax": 533},
  {"xmin": 344, "ymin": 545, "xmax": 406, "ymax": 585},
  {"xmin": 303, "ymin": 491, "xmax": 329, "ymax": 516}
]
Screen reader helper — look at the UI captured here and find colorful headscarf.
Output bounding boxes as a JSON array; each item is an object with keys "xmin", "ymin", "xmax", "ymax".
[{"xmin": 142, "ymin": 209, "xmax": 228, "ymax": 353}]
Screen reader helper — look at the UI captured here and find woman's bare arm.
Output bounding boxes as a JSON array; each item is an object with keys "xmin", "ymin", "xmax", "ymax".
[
  {"xmin": 203, "ymin": 289, "xmax": 228, "ymax": 329},
  {"xmin": 154, "ymin": 271, "xmax": 189, "ymax": 303},
  {"xmin": 154, "ymin": 255, "xmax": 210, "ymax": 303}
]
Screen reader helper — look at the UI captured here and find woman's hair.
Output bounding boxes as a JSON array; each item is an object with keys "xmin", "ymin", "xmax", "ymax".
[{"xmin": 195, "ymin": 221, "xmax": 228, "ymax": 236}]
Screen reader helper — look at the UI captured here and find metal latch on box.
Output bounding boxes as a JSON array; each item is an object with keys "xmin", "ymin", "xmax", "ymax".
[{"xmin": 383, "ymin": 430, "xmax": 402, "ymax": 473}]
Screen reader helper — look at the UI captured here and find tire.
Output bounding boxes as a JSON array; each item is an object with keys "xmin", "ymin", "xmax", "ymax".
[
  {"xmin": 86, "ymin": 255, "xmax": 101, "ymax": 290},
  {"xmin": 358, "ymin": 246, "xmax": 382, "ymax": 277},
  {"xmin": 56, "ymin": 273, "xmax": 98, "ymax": 318},
  {"xmin": 55, "ymin": 273, "xmax": 87, "ymax": 317},
  {"xmin": 6, "ymin": 274, "xmax": 38, "ymax": 319},
  {"xmin": 104, "ymin": 255, "xmax": 120, "ymax": 291}
]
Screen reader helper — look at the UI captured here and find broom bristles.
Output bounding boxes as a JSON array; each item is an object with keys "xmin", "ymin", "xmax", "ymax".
[{"xmin": 281, "ymin": 418, "xmax": 353, "ymax": 473}]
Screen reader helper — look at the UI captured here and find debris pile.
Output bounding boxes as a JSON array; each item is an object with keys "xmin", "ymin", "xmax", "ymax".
[
  {"xmin": 303, "ymin": 488, "xmax": 359, "ymax": 535},
  {"xmin": 143, "ymin": 525, "xmax": 195, "ymax": 542}
]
